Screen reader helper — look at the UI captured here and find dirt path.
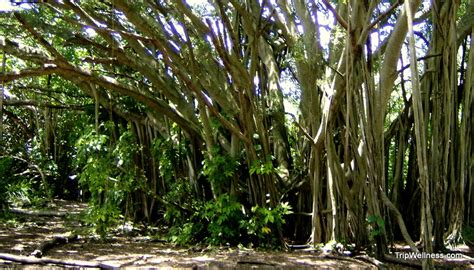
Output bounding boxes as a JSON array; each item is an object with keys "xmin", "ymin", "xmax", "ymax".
[
  {"xmin": 0, "ymin": 200, "xmax": 472, "ymax": 269},
  {"xmin": 44, "ymin": 241, "xmax": 377, "ymax": 269}
]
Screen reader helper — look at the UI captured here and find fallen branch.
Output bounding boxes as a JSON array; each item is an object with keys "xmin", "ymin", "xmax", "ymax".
[
  {"xmin": 354, "ymin": 254, "xmax": 388, "ymax": 269},
  {"xmin": 0, "ymin": 253, "xmax": 118, "ymax": 268},
  {"xmin": 237, "ymin": 260, "xmax": 276, "ymax": 266},
  {"xmin": 288, "ymin": 244, "xmax": 311, "ymax": 250},
  {"xmin": 383, "ymin": 254, "xmax": 422, "ymax": 268},
  {"xmin": 323, "ymin": 254, "xmax": 376, "ymax": 267},
  {"xmin": 9, "ymin": 208, "xmax": 68, "ymax": 217},
  {"xmin": 30, "ymin": 234, "xmax": 78, "ymax": 258},
  {"xmin": 9, "ymin": 207, "xmax": 83, "ymax": 217}
]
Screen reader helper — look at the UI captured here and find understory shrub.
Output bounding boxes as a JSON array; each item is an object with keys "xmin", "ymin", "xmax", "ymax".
[
  {"xmin": 75, "ymin": 124, "xmax": 142, "ymax": 238},
  {"xmin": 463, "ymin": 225, "xmax": 474, "ymax": 248},
  {"xmin": 241, "ymin": 202, "xmax": 292, "ymax": 248},
  {"xmin": 0, "ymin": 156, "xmax": 50, "ymax": 209},
  {"xmin": 204, "ymin": 194, "xmax": 245, "ymax": 245},
  {"xmin": 166, "ymin": 194, "xmax": 292, "ymax": 248},
  {"xmin": 0, "ymin": 157, "xmax": 18, "ymax": 208}
]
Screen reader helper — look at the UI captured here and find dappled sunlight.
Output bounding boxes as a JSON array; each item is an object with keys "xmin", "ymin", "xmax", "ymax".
[
  {"xmin": 1, "ymin": 199, "xmax": 472, "ymax": 268},
  {"xmin": 0, "ymin": 201, "xmax": 378, "ymax": 268}
]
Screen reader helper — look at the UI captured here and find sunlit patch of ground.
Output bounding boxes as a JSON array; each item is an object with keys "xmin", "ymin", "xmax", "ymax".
[
  {"xmin": 0, "ymin": 200, "xmax": 472, "ymax": 269},
  {"xmin": 46, "ymin": 241, "xmax": 377, "ymax": 269}
]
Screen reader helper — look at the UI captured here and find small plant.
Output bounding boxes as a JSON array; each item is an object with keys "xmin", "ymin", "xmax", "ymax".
[
  {"xmin": 462, "ymin": 225, "xmax": 474, "ymax": 248},
  {"xmin": 202, "ymin": 147, "xmax": 238, "ymax": 187},
  {"xmin": 1, "ymin": 156, "xmax": 50, "ymax": 209},
  {"xmin": 203, "ymin": 194, "xmax": 245, "ymax": 245},
  {"xmin": 367, "ymin": 215, "xmax": 385, "ymax": 241},
  {"xmin": 166, "ymin": 201, "xmax": 207, "ymax": 246},
  {"xmin": 165, "ymin": 191, "xmax": 292, "ymax": 249},
  {"xmin": 168, "ymin": 221, "xmax": 205, "ymax": 246},
  {"xmin": 6, "ymin": 181, "xmax": 32, "ymax": 207},
  {"xmin": 241, "ymin": 202, "xmax": 292, "ymax": 248},
  {"xmin": 0, "ymin": 157, "xmax": 15, "ymax": 207},
  {"xmin": 85, "ymin": 202, "xmax": 122, "ymax": 239},
  {"xmin": 249, "ymin": 156, "xmax": 274, "ymax": 176}
]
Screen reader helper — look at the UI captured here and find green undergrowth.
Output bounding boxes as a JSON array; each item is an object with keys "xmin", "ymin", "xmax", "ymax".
[
  {"xmin": 462, "ymin": 224, "xmax": 474, "ymax": 248},
  {"xmin": 165, "ymin": 194, "xmax": 292, "ymax": 249},
  {"xmin": 73, "ymin": 124, "xmax": 293, "ymax": 248}
]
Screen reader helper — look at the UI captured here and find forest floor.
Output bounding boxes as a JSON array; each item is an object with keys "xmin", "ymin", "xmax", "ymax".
[{"xmin": 0, "ymin": 200, "xmax": 472, "ymax": 269}]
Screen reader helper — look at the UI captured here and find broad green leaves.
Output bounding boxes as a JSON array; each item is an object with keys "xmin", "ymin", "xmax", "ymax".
[{"xmin": 75, "ymin": 123, "xmax": 143, "ymax": 238}]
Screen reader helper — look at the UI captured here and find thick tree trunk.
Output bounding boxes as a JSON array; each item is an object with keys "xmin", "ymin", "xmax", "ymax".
[
  {"xmin": 310, "ymin": 147, "xmax": 323, "ymax": 244},
  {"xmin": 427, "ymin": 0, "xmax": 459, "ymax": 252},
  {"xmin": 405, "ymin": 1, "xmax": 433, "ymax": 267},
  {"xmin": 450, "ymin": 6, "xmax": 474, "ymax": 237}
]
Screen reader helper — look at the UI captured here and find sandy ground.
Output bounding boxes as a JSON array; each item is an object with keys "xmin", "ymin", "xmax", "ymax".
[{"xmin": 0, "ymin": 200, "xmax": 472, "ymax": 269}]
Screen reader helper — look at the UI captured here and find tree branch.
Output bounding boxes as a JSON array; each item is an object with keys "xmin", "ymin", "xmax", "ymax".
[
  {"xmin": 358, "ymin": 0, "xmax": 403, "ymax": 45},
  {"xmin": 320, "ymin": 0, "xmax": 348, "ymax": 30},
  {"xmin": 0, "ymin": 37, "xmax": 50, "ymax": 64},
  {"xmin": 285, "ymin": 112, "xmax": 314, "ymax": 143},
  {"xmin": 397, "ymin": 53, "xmax": 442, "ymax": 73},
  {"xmin": 0, "ymin": 38, "xmax": 202, "ymax": 140},
  {"xmin": 58, "ymin": 67, "xmax": 202, "ymax": 140},
  {"xmin": 378, "ymin": 0, "xmax": 422, "ymax": 114},
  {"xmin": 3, "ymin": 99, "xmax": 87, "ymax": 110},
  {"xmin": 368, "ymin": 0, "xmax": 403, "ymax": 31},
  {"xmin": 14, "ymin": 13, "xmax": 68, "ymax": 63},
  {"xmin": 0, "ymin": 66, "xmax": 59, "ymax": 83}
]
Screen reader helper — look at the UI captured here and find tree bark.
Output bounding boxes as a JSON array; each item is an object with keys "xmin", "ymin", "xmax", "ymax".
[
  {"xmin": 405, "ymin": 1, "xmax": 433, "ymax": 267},
  {"xmin": 30, "ymin": 234, "xmax": 78, "ymax": 258}
]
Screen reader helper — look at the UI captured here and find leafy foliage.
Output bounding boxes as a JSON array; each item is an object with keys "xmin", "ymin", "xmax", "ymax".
[
  {"xmin": 203, "ymin": 194, "xmax": 245, "ymax": 245},
  {"xmin": 165, "ymin": 193, "xmax": 292, "ymax": 249},
  {"xmin": 202, "ymin": 147, "xmax": 238, "ymax": 186},
  {"xmin": 0, "ymin": 157, "xmax": 20, "ymax": 207},
  {"xmin": 168, "ymin": 221, "xmax": 203, "ymax": 246},
  {"xmin": 462, "ymin": 225, "xmax": 474, "ymax": 248},
  {"xmin": 75, "ymin": 123, "xmax": 142, "ymax": 238},
  {"xmin": 152, "ymin": 132, "xmax": 186, "ymax": 183},
  {"xmin": 0, "ymin": 154, "xmax": 55, "ymax": 208},
  {"xmin": 249, "ymin": 156, "xmax": 274, "ymax": 176},
  {"xmin": 241, "ymin": 202, "xmax": 292, "ymax": 248},
  {"xmin": 366, "ymin": 215, "xmax": 385, "ymax": 242},
  {"xmin": 163, "ymin": 178, "xmax": 194, "ymax": 225}
]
